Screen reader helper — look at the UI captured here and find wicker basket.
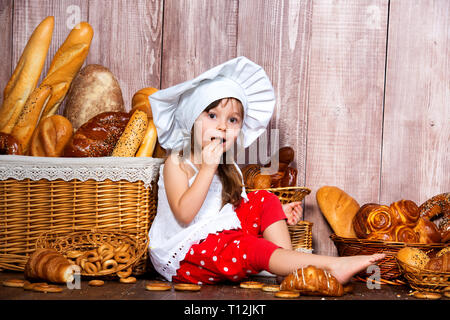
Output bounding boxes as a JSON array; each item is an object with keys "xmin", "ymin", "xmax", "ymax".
[
  {"xmin": 35, "ymin": 228, "xmax": 148, "ymax": 278},
  {"xmin": 396, "ymin": 258, "xmax": 450, "ymax": 293},
  {"xmin": 0, "ymin": 155, "xmax": 164, "ymax": 273},
  {"xmin": 246, "ymin": 186, "xmax": 313, "ymax": 251},
  {"xmin": 330, "ymin": 234, "xmax": 447, "ymax": 283}
]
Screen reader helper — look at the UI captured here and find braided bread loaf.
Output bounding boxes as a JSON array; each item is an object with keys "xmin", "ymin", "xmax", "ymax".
[{"xmin": 280, "ymin": 265, "xmax": 344, "ymax": 297}]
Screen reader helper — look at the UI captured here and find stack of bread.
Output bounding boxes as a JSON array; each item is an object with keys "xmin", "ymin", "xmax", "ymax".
[
  {"xmin": 316, "ymin": 186, "xmax": 449, "ymax": 244},
  {"xmin": 242, "ymin": 146, "xmax": 297, "ymax": 189},
  {"xmin": 0, "ymin": 16, "xmax": 163, "ymax": 159}
]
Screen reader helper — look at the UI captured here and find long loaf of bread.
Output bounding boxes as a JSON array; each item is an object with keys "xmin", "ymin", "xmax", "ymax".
[
  {"xmin": 39, "ymin": 21, "xmax": 93, "ymax": 119},
  {"xmin": 11, "ymin": 85, "xmax": 52, "ymax": 153},
  {"xmin": 0, "ymin": 16, "xmax": 54, "ymax": 133},
  {"xmin": 111, "ymin": 110, "xmax": 148, "ymax": 157}
]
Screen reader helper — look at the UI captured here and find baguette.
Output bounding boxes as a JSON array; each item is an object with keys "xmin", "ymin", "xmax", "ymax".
[
  {"xmin": 0, "ymin": 16, "xmax": 54, "ymax": 133},
  {"xmin": 11, "ymin": 85, "xmax": 52, "ymax": 153},
  {"xmin": 111, "ymin": 110, "xmax": 148, "ymax": 157},
  {"xmin": 135, "ymin": 119, "xmax": 157, "ymax": 157},
  {"xmin": 39, "ymin": 21, "xmax": 94, "ymax": 119}
]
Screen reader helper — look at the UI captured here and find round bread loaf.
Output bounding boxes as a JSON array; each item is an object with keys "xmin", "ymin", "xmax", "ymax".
[
  {"xmin": 64, "ymin": 64, "xmax": 125, "ymax": 130},
  {"xmin": 396, "ymin": 247, "xmax": 430, "ymax": 270}
]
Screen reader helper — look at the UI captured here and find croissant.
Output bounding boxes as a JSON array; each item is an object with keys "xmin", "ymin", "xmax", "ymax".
[
  {"xmin": 280, "ymin": 265, "xmax": 344, "ymax": 297},
  {"xmin": 24, "ymin": 248, "xmax": 77, "ymax": 283}
]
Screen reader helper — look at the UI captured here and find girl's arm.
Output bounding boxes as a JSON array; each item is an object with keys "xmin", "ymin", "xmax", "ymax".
[{"xmin": 164, "ymin": 153, "xmax": 216, "ymax": 225}]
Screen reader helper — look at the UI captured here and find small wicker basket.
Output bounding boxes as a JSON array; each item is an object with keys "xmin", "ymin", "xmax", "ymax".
[
  {"xmin": 246, "ymin": 186, "xmax": 313, "ymax": 251},
  {"xmin": 36, "ymin": 228, "xmax": 148, "ymax": 278},
  {"xmin": 330, "ymin": 234, "xmax": 447, "ymax": 283},
  {"xmin": 396, "ymin": 258, "xmax": 450, "ymax": 293}
]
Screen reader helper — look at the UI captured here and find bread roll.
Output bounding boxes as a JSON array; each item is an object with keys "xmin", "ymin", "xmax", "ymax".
[
  {"xmin": 316, "ymin": 186, "xmax": 360, "ymax": 238},
  {"xmin": 0, "ymin": 132, "xmax": 22, "ymax": 155},
  {"xmin": 352, "ymin": 203, "xmax": 398, "ymax": 241},
  {"xmin": 413, "ymin": 217, "xmax": 442, "ymax": 244},
  {"xmin": 0, "ymin": 16, "xmax": 54, "ymax": 133},
  {"xmin": 111, "ymin": 110, "xmax": 148, "ymax": 157},
  {"xmin": 131, "ymin": 87, "xmax": 159, "ymax": 118},
  {"xmin": 39, "ymin": 22, "xmax": 94, "ymax": 119},
  {"xmin": 425, "ymin": 253, "xmax": 450, "ymax": 272},
  {"xmin": 30, "ymin": 115, "xmax": 73, "ymax": 157},
  {"xmin": 64, "ymin": 64, "xmax": 125, "ymax": 130},
  {"xmin": 63, "ymin": 112, "xmax": 131, "ymax": 157},
  {"xmin": 135, "ymin": 119, "xmax": 157, "ymax": 157},
  {"xmin": 11, "ymin": 85, "xmax": 52, "ymax": 153},
  {"xmin": 396, "ymin": 247, "xmax": 430, "ymax": 270}
]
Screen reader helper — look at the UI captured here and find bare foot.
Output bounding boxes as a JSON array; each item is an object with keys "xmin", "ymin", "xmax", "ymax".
[{"xmin": 328, "ymin": 253, "xmax": 386, "ymax": 284}]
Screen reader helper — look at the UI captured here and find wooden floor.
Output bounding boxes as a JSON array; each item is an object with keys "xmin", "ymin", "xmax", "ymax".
[{"xmin": 0, "ymin": 270, "xmax": 438, "ymax": 301}]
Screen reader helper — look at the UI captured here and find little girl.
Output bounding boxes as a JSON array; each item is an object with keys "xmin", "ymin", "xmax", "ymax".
[{"xmin": 148, "ymin": 57, "xmax": 384, "ymax": 285}]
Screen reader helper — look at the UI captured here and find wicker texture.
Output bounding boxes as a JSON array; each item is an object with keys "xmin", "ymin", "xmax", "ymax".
[
  {"xmin": 247, "ymin": 186, "xmax": 312, "ymax": 251},
  {"xmin": 396, "ymin": 258, "xmax": 450, "ymax": 292},
  {"xmin": 331, "ymin": 234, "xmax": 447, "ymax": 282},
  {"xmin": 0, "ymin": 178, "xmax": 158, "ymax": 273},
  {"xmin": 36, "ymin": 229, "xmax": 148, "ymax": 278}
]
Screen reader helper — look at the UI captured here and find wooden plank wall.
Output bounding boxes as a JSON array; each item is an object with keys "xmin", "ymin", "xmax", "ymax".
[{"xmin": 0, "ymin": 0, "xmax": 448, "ymax": 256}]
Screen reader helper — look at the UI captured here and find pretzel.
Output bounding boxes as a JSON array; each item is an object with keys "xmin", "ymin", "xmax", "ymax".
[
  {"xmin": 119, "ymin": 276, "xmax": 137, "ymax": 284},
  {"xmin": 102, "ymin": 259, "xmax": 118, "ymax": 271},
  {"xmin": 173, "ymin": 283, "xmax": 201, "ymax": 291},
  {"xmin": 239, "ymin": 281, "xmax": 264, "ymax": 289},
  {"xmin": 114, "ymin": 251, "xmax": 131, "ymax": 264},
  {"xmin": 84, "ymin": 262, "xmax": 98, "ymax": 274},
  {"xmin": 413, "ymin": 291, "xmax": 442, "ymax": 299},
  {"xmin": 117, "ymin": 266, "xmax": 132, "ymax": 278},
  {"xmin": 32, "ymin": 284, "xmax": 63, "ymax": 293},
  {"xmin": 2, "ymin": 279, "xmax": 28, "ymax": 288},
  {"xmin": 274, "ymin": 290, "xmax": 300, "ymax": 299},
  {"xmin": 261, "ymin": 284, "xmax": 280, "ymax": 292},
  {"xmin": 145, "ymin": 282, "xmax": 172, "ymax": 291},
  {"xmin": 88, "ymin": 280, "xmax": 105, "ymax": 287},
  {"xmin": 86, "ymin": 250, "xmax": 101, "ymax": 263}
]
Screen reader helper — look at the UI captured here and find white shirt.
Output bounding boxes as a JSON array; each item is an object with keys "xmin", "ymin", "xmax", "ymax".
[{"xmin": 148, "ymin": 158, "xmax": 248, "ymax": 281}]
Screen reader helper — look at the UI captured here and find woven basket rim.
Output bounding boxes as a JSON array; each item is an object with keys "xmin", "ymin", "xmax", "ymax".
[
  {"xmin": 36, "ymin": 228, "xmax": 149, "ymax": 277},
  {"xmin": 330, "ymin": 233, "xmax": 446, "ymax": 248},
  {"xmin": 246, "ymin": 186, "xmax": 311, "ymax": 193}
]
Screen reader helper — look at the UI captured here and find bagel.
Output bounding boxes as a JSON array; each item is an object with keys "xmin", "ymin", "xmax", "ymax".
[
  {"xmin": 119, "ymin": 276, "xmax": 137, "ymax": 284},
  {"xmin": 66, "ymin": 250, "xmax": 84, "ymax": 259},
  {"xmin": 84, "ymin": 262, "xmax": 98, "ymax": 274},
  {"xmin": 413, "ymin": 291, "xmax": 442, "ymax": 299},
  {"xmin": 261, "ymin": 284, "xmax": 280, "ymax": 292},
  {"xmin": 102, "ymin": 259, "xmax": 118, "ymax": 271},
  {"xmin": 23, "ymin": 282, "xmax": 46, "ymax": 291},
  {"xmin": 145, "ymin": 282, "xmax": 172, "ymax": 291},
  {"xmin": 88, "ymin": 280, "xmax": 105, "ymax": 287},
  {"xmin": 173, "ymin": 283, "xmax": 201, "ymax": 291},
  {"xmin": 117, "ymin": 266, "xmax": 132, "ymax": 278},
  {"xmin": 86, "ymin": 250, "xmax": 101, "ymax": 263},
  {"xmin": 114, "ymin": 251, "xmax": 131, "ymax": 264},
  {"xmin": 239, "ymin": 281, "xmax": 264, "ymax": 289},
  {"xmin": 32, "ymin": 284, "xmax": 63, "ymax": 293},
  {"xmin": 274, "ymin": 290, "xmax": 300, "ymax": 299},
  {"xmin": 2, "ymin": 279, "xmax": 28, "ymax": 288}
]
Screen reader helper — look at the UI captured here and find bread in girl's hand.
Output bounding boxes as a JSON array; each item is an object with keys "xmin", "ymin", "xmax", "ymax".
[
  {"xmin": 111, "ymin": 110, "xmax": 148, "ymax": 157},
  {"xmin": 39, "ymin": 21, "xmax": 94, "ymax": 119},
  {"xmin": 0, "ymin": 16, "xmax": 54, "ymax": 133},
  {"xmin": 316, "ymin": 186, "xmax": 359, "ymax": 238},
  {"xmin": 30, "ymin": 115, "xmax": 73, "ymax": 157},
  {"xmin": 64, "ymin": 64, "xmax": 125, "ymax": 130}
]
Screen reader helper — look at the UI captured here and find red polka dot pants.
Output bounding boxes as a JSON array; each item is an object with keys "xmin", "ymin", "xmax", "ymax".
[{"xmin": 172, "ymin": 190, "xmax": 286, "ymax": 284}]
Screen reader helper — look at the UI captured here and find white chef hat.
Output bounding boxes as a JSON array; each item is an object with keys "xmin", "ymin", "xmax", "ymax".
[{"xmin": 149, "ymin": 56, "xmax": 276, "ymax": 151}]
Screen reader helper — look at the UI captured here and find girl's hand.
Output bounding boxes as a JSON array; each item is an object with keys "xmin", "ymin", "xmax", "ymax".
[
  {"xmin": 201, "ymin": 138, "xmax": 224, "ymax": 171},
  {"xmin": 282, "ymin": 201, "xmax": 303, "ymax": 225}
]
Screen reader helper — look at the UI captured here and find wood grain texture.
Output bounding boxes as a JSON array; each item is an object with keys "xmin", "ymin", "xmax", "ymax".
[
  {"xmin": 305, "ymin": 0, "xmax": 388, "ymax": 255},
  {"xmin": 87, "ymin": 0, "xmax": 163, "ymax": 111},
  {"xmin": 161, "ymin": 0, "xmax": 238, "ymax": 88},
  {"xmin": 0, "ymin": 0, "xmax": 13, "ymax": 103},
  {"xmin": 237, "ymin": 0, "xmax": 313, "ymax": 183},
  {"xmin": 11, "ymin": 0, "xmax": 88, "ymax": 114},
  {"xmin": 381, "ymin": 0, "xmax": 450, "ymax": 206}
]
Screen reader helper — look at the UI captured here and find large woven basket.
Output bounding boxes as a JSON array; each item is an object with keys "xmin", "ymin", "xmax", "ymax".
[
  {"xmin": 0, "ymin": 155, "xmax": 164, "ymax": 273},
  {"xmin": 36, "ymin": 228, "xmax": 148, "ymax": 278},
  {"xmin": 330, "ymin": 234, "xmax": 447, "ymax": 283},
  {"xmin": 246, "ymin": 186, "xmax": 313, "ymax": 251},
  {"xmin": 396, "ymin": 258, "xmax": 450, "ymax": 293}
]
